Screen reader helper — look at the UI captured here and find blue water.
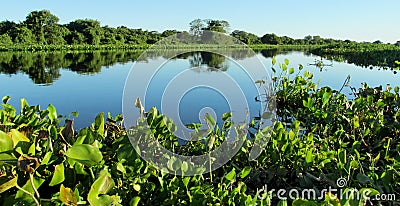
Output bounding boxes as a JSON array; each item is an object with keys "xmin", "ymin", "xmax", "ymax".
[{"xmin": 0, "ymin": 51, "xmax": 398, "ymax": 128}]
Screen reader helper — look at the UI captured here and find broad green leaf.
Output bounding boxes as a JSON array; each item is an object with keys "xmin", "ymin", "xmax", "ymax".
[
  {"xmin": 49, "ymin": 163, "xmax": 65, "ymax": 186},
  {"xmin": 65, "ymin": 144, "xmax": 103, "ymax": 167},
  {"xmin": 47, "ymin": 104, "xmax": 57, "ymax": 123},
  {"xmin": 0, "ymin": 131, "xmax": 13, "ymax": 152},
  {"xmin": 94, "ymin": 112, "xmax": 105, "ymax": 136},
  {"xmin": 239, "ymin": 166, "xmax": 252, "ymax": 178},
  {"xmin": 225, "ymin": 169, "xmax": 236, "ymax": 181},
  {"xmin": 289, "ymin": 67, "xmax": 294, "ymax": 74},
  {"xmin": 0, "ymin": 177, "xmax": 18, "ymax": 193},
  {"xmin": 41, "ymin": 152, "xmax": 53, "ymax": 165},
  {"xmin": 322, "ymin": 92, "xmax": 331, "ymax": 106},
  {"xmin": 0, "ymin": 153, "xmax": 17, "ymax": 166},
  {"xmin": 130, "ymin": 197, "xmax": 140, "ymax": 206},
  {"xmin": 88, "ymin": 168, "xmax": 119, "ymax": 206},
  {"xmin": 59, "ymin": 184, "xmax": 77, "ymax": 205},
  {"xmin": 306, "ymin": 149, "xmax": 314, "ymax": 163},
  {"xmin": 8, "ymin": 129, "xmax": 30, "ymax": 147}
]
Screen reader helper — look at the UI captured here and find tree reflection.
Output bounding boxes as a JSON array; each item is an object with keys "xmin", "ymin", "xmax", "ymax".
[{"xmin": 0, "ymin": 51, "xmax": 142, "ymax": 85}]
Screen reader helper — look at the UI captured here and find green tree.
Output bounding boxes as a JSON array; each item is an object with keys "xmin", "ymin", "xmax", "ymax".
[
  {"xmin": 161, "ymin": 30, "xmax": 179, "ymax": 37},
  {"xmin": 261, "ymin": 33, "xmax": 281, "ymax": 45},
  {"xmin": 204, "ymin": 20, "xmax": 230, "ymax": 33},
  {"xmin": 67, "ymin": 19, "xmax": 103, "ymax": 45},
  {"xmin": 0, "ymin": 20, "xmax": 17, "ymax": 35},
  {"xmin": 44, "ymin": 24, "xmax": 69, "ymax": 44},
  {"xmin": 10, "ymin": 26, "xmax": 34, "ymax": 44},
  {"xmin": 24, "ymin": 10, "xmax": 60, "ymax": 43},
  {"xmin": 0, "ymin": 34, "xmax": 12, "ymax": 44},
  {"xmin": 231, "ymin": 30, "xmax": 261, "ymax": 44},
  {"xmin": 189, "ymin": 19, "xmax": 206, "ymax": 36}
]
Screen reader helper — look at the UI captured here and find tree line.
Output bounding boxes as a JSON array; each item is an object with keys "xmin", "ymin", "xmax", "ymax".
[{"xmin": 2, "ymin": 10, "xmax": 398, "ymax": 47}]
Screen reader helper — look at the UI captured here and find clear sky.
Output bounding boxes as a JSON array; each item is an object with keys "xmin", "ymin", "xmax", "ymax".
[{"xmin": 1, "ymin": 0, "xmax": 399, "ymax": 43}]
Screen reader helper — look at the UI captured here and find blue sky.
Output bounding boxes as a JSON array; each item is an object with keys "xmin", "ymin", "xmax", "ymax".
[{"xmin": 1, "ymin": 0, "xmax": 399, "ymax": 43}]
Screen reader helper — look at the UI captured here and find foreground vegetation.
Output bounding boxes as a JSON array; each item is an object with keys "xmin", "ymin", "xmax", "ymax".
[{"xmin": 0, "ymin": 59, "xmax": 398, "ymax": 205}]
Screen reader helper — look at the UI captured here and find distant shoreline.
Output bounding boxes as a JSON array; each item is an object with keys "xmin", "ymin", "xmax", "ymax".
[{"xmin": 0, "ymin": 44, "xmax": 322, "ymax": 52}]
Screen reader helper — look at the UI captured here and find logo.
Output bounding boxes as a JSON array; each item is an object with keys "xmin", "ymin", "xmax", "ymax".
[{"xmin": 123, "ymin": 31, "xmax": 275, "ymax": 176}]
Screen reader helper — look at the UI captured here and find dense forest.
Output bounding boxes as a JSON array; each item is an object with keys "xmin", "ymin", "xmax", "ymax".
[{"xmin": 2, "ymin": 10, "xmax": 399, "ymax": 48}]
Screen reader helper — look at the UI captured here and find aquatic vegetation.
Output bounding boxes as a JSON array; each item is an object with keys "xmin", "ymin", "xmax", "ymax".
[{"xmin": 0, "ymin": 59, "xmax": 399, "ymax": 205}]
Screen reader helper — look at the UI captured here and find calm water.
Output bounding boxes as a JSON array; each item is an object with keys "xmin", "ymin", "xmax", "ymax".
[{"xmin": 0, "ymin": 50, "xmax": 398, "ymax": 128}]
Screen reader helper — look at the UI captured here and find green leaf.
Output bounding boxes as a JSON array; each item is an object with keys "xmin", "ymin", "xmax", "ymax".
[
  {"xmin": 88, "ymin": 168, "xmax": 119, "ymax": 206},
  {"xmin": 289, "ymin": 67, "xmax": 294, "ymax": 74},
  {"xmin": 133, "ymin": 184, "xmax": 140, "ymax": 192},
  {"xmin": 0, "ymin": 153, "xmax": 17, "ymax": 166},
  {"xmin": 71, "ymin": 111, "xmax": 79, "ymax": 117},
  {"xmin": 20, "ymin": 98, "xmax": 29, "ymax": 112},
  {"xmin": 9, "ymin": 129, "xmax": 30, "ymax": 147},
  {"xmin": 272, "ymin": 56, "xmax": 276, "ymax": 65},
  {"xmin": 0, "ymin": 177, "xmax": 18, "ymax": 193},
  {"xmin": 59, "ymin": 184, "xmax": 77, "ymax": 205},
  {"xmin": 353, "ymin": 116, "xmax": 360, "ymax": 128},
  {"xmin": 65, "ymin": 144, "xmax": 103, "ymax": 167},
  {"xmin": 284, "ymin": 58, "xmax": 289, "ymax": 65},
  {"xmin": 47, "ymin": 104, "xmax": 57, "ymax": 123},
  {"xmin": 306, "ymin": 149, "xmax": 314, "ymax": 163},
  {"xmin": 281, "ymin": 63, "xmax": 287, "ymax": 71},
  {"xmin": 94, "ymin": 112, "xmax": 105, "ymax": 136},
  {"xmin": 239, "ymin": 166, "xmax": 252, "ymax": 178},
  {"xmin": 204, "ymin": 113, "xmax": 216, "ymax": 127},
  {"xmin": 0, "ymin": 131, "xmax": 13, "ymax": 152},
  {"xmin": 130, "ymin": 197, "xmax": 141, "ymax": 206},
  {"xmin": 41, "ymin": 152, "xmax": 53, "ymax": 165},
  {"xmin": 277, "ymin": 200, "xmax": 288, "ymax": 206},
  {"xmin": 2, "ymin": 96, "xmax": 11, "ymax": 104},
  {"xmin": 359, "ymin": 188, "xmax": 380, "ymax": 197},
  {"xmin": 322, "ymin": 92, "xmax": 331, "ymax": 106},
  {"xmin": 49, "ymin": 163, "xmax": 65, "ymax": 186},
  {"xmin": 225, "ymin": 168, "xmax": 236, "ymax": 181}
]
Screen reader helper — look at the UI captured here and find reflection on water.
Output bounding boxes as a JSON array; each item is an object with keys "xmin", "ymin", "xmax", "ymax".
[
  {"xmin": 0, "ymin": 49, "xmax": 398, "ymax": 128},
  {"xmin": 0, "ymin": 51, "xmax": 142, "ymax": 85}
]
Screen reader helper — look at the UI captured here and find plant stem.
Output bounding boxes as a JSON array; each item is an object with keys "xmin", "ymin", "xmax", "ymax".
[
  {"xmin": 29, "ymin": 173, "xmax": 41, "ymax": 205},
  {"xmin": 15, "ymin": 185, "xmax": 40, "ymax": 206}
]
